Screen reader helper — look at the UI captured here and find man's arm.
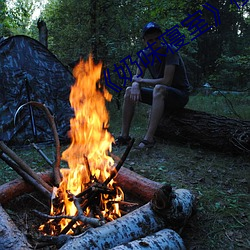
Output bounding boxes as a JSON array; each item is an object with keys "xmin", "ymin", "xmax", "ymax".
[
  {"xmin": 129, "ymin": 65, "xmax": 146, "ymax": 102},
  {"xmin": 133, "ymin": 64, "xmax": 176, "ymax": 87}
]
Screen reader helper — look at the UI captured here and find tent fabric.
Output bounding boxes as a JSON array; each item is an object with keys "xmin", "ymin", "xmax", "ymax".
[{"xmin": 0, "ymin": 35, "xmax": 74, "ymax": 144}]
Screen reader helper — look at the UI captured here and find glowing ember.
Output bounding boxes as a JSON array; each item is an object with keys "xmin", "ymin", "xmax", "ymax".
[{"xmin": 40, "ymin": 55, "xmax": 124, "ymax": 235}]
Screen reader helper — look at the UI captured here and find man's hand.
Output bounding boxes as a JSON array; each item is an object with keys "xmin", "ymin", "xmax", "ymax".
[
  {"xmin": 132, "ymin": 75, "xmax": 143, "ymax": 83},
  {"xmin": 130, "ymin": 82, "xmax": 141, "ymax": 102}
]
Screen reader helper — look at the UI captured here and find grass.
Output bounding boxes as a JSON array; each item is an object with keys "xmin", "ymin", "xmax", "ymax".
[
  {"xmin": 0, "ymin": 93, "xmax": 249, "ymax": 249},
  {"xmin": 186, "ymin": 93, "xmax": 250, "ymax": 120},
  {"xmin": 110, "ymin": 93, "xmax": 250, "ymax": 249}
]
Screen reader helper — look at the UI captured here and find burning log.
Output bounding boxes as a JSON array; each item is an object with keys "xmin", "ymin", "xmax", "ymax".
[
  {"xmin": 33, "ymin": 197, "xmax": 104, "ymax": 228},
  {"xmin": 110, "ymin": 228, "xmax": 185, "ymax": 250},
  {"xmin": 0, "ymin": 204, "xmax": 32, "ymax": 249},
  {"xmin": 156, "ymin": 108, "xmax": 250, "ymax": 154},
  {"xmin": 59, "ymin": 202, "xmax": 165, "ymax": 249},
  {"xmin": 59, "ymin": 185, "xmax": 195, "ymax": 250}
]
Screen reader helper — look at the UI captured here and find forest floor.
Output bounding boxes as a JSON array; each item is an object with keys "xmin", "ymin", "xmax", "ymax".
[
  {"xmin": 113, "ymin": 140, "xmax": 250, "ymax": 250},
  {"xmin": 0, "ymin": 94, "xmax": 249, "ymax": 249},
  {"xmin": 109, "ymin": 94, "xmax": 250, "ymax": 250}
]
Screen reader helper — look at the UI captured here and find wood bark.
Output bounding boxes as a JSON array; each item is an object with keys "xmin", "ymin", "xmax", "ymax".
[
  {"xmin": 37, "ymin": 19, "xmax": 48, "ymax": 47},
  {"xmin": 0, "ymin": 167, "xmax": 160, "ymax": 205},
  {"xmin": 114, "ymin": 166, "xmax": 162, "ymax": 202},
  {"xmin": 0, "ymin": 204, "xmax": 32, "ymax": 249},
  {"xmin": 59, "ymin": 187, "xmax": 195, "ymax": 250},
  {"xmin": 110, "ymin": 228, "xmax": 185, "ymax": 250},
  {"xmin": 59, "ymin": 202, "xmax": 166, "ymax": 250},
  {"xmin": 156, "ymin": 108, "xmax": 250, "ymax": 154},
  {"xmin": 0, "ymin": 171, "xmax": 53, "ymax": 205}
]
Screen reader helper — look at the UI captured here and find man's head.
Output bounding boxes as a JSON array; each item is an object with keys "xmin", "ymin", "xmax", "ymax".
[
  {"xmin": 142, "ymin": 22, "xmax": 162, "ymax": 49},
  {"xmin": 142, "ymin": 22, "xmax": 162, "ymax": 39}
]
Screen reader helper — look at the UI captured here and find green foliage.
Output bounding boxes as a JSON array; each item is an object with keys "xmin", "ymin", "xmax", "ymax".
[
  {"xmin": 208, "ymin": 54, "xmax": 250, "ymax": 89},
  {"xmin": 0, "ymin": 0, "xmax": 11, "ymax": 36},
  {"xmin": 5, "ymin": 0, "xmax": 35, "ymax": 35},
  {"xmin": 2, "ymin": 0, "xmax": 250, "ymax": 90}
]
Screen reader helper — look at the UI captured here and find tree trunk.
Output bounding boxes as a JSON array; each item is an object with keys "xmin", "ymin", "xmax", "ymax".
[
  {"xmin": 37, "ymin": 19, "xmax": 48, "ymax": 47},
  {"xmin": 155, "ymin": 108, "xmax": 250, "ymax": 154},
  {"xmin": 0, "ymin": 204, "xmax": 32, "ymax": 249}
]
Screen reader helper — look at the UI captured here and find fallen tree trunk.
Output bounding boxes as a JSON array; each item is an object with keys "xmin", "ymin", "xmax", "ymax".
[
  {"xmin": 60, "ymin": 187, "xmax": 195, "ymax": 250},
  {"xmin": 110, "ymin": 228, "xmax": 185, "ymax": 250},
  {"xmin": 0, "ymin": 204, "xmax": 32, "ymax": 249},
  {"xmin": 155, "ymin": 108, "xmax": 250, "ymax": 154}
]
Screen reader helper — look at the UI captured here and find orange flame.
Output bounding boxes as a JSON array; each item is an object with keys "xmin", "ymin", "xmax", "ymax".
[{"xmin": 43, "ymin": 55, "xmax": 123, "ymax": 234}]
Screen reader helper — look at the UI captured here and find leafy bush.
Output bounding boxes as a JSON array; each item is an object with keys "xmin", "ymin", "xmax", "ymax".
[{"xmin": 208, "ymin": 54, "xmax": 250, "ymax": 90}]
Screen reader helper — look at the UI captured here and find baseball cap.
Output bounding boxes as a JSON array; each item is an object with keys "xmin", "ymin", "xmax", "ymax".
[{"xmin": 142, "ymin": 22, "xmax": 162, "ymax": 38}]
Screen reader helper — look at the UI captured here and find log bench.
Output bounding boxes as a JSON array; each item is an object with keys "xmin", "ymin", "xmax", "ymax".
[{"xmin": 155, "ymin": 108, "xmax": 250, "ymax": 154}]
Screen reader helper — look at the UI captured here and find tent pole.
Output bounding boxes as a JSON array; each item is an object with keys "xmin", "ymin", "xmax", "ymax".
[{"xmin": 24, "ymin": 78, "xmax": 38, "ymax": 142}]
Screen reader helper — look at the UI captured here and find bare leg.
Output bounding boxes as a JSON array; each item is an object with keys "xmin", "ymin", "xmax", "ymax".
[
  {"xmin": 139, "ymin": 85, "xmax": 166, "ymax": 146},
  {"xmin": 121, "ymin": 87, "xmax": 136, "ymax": 138}
]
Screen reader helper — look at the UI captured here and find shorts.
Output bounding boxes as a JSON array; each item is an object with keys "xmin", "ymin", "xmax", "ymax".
[{"xmin": 140, "ymin": 87, "xmax": 189, "ymax": 112}]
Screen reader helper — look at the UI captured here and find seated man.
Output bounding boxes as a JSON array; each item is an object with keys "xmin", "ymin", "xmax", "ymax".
[{"xmin": 116, "ymin": 22, "xmax": 191, "ymax": 148}]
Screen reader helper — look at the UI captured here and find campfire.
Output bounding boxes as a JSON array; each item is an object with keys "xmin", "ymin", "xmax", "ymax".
[
  {"xmin": 0, "ymin": 55, "xmax": 196, "ymax": 249},
  {"xmin": 39, "ymin": 55, "xmax": 127, "ymax": 236}
]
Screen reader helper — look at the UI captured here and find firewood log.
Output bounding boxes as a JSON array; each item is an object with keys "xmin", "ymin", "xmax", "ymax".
[
  {"xmin": 59, "ymin": 187, "xmax": 195, "ymax": 250},
  {"xmin": 59, "ymin": 202, "xmax": 166, "ymax": 250},
  {"xmin": 0, "ymin": 204, "xmax": 32, "ymax": 249},
  {"xmin": 0, "ymin": 167, "xmax": 158, "ymax": 205},
  {"xmin": 114, "ymin": 166, "xmax": 162, "ymax": 202},
  {"xmin": 110, "ymin": 228, "xmax": 186, "ymax": 250},
  {"xmin": 0, "ymin": 171, "xmax": 53, "ymax": 204}
]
